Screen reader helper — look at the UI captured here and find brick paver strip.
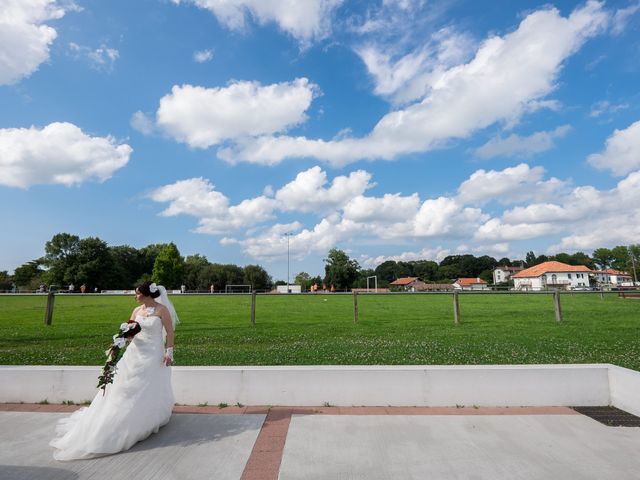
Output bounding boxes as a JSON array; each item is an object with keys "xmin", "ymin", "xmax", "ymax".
[{"xmin": 240, "ymin": 407, "xmax": 292, "ymax": 480}]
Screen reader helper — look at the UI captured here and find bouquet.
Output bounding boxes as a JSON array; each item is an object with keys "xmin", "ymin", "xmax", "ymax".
[{"xmin": 97, "ymin": 320, "xmax": 142, "ymax": 393}]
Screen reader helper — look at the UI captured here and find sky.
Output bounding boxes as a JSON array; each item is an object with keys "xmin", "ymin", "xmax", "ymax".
[{"xmin": 1, "ymin": 0, "xmax": 640, "ymax": 282}]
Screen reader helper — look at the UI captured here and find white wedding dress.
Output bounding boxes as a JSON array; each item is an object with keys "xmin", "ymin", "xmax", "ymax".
[{"xmin": 50, "ymin": 311, "xmax": 174, "ymax": 460}]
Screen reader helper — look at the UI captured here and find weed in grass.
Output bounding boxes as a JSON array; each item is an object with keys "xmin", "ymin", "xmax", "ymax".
[
  {"xmin": 38, "ymin": 399, "xmax": 49, "ymax": 405},
  {"xmin": 218, "ymin": 402, "xmax": 228, "ymax": 409},
  {"xmin": 198, "ymin": 402, "xmax": 208, "ymax": 407},
  {"xmin": 236, "ymin": 402, "xmax": 244, "ymax": 408},
  {"xmin": 62, "ymin": 400, "xmax": 75, "ymax": 405}
]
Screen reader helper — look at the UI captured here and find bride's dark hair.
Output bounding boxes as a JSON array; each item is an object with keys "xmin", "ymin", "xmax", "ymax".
[{"xmin": 137, "ymin": 281, "xmax": 161, "ymax": 299}]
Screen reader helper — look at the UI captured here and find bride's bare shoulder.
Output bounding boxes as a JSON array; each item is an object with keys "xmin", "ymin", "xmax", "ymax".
[{"xmin": 155, "ymin": 303, "xmax": 170, "ymax": 315}]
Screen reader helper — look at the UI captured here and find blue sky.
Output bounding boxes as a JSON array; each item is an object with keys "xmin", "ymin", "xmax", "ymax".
[{"xmin": 1, "ymin": 0, "xmax": 640, "ymax": 282}]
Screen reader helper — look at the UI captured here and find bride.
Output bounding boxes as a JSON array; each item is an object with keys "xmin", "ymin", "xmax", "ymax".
[{"xmin": 50, "ymin": 281, "xmax": 177, "ymax": 460}]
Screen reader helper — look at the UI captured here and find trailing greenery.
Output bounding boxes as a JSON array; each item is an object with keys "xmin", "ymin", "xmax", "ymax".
[{"xmin": 0, "ymin": 293, "xmax": 638, "ymax": 370}]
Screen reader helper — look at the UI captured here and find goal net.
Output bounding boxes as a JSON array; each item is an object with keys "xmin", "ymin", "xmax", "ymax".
[{"xmin": 225, "ymin": 284, "xmax": 252, "ymax": 293}]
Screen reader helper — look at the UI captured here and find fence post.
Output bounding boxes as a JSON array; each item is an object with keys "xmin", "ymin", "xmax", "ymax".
[
  {"xmin": 553, "ymin": 290, "xmax": 563, "ymax": 323},
  {"xmin": 251, "ymin": 291, "xmax": 256, "ymax": 326},
  {"xmin": 600, "ymin": 287, "xmax": 604, "ymax": 300},
  {"xmin": 353, "ymin": 291, "xmax": 358, "ymax": 323},
  {"xmin": 44, "ymin": 292, "xmax": 55, "ymax": 325},
  {"xmin": 453, "ymin": 291, "xmax": 460, "ymax": 325}
]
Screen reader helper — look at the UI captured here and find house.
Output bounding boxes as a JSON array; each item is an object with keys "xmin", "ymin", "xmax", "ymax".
[
  {"xmin": 512, "ymin": 261, "xmax": 591, "ymax": 291},
  {"xmin": 592, "ymin": 269, "xmax": 633, "ymax": 286},
  {"xmin": 389, "ymin": 277, "xmax": 428, "ymax": 292},
  {"xmin": 493, "ymin": 265, "xmax": 524, "ymax": 284},
  {"xmin": 452, "ymin": 278, "xmax": 488, "ymax": 290}
]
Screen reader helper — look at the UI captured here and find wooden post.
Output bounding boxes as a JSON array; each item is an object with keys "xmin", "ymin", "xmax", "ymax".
[
  {"xmin": 553, "ymin": 290, "xmax": 563, "ymax": 323},
  {"xmin": 44, "ymin": 292, "xmax": 55, "ymax": 325},
  {"xmin": 353, "ymin": 291, "xmax": 358, "ymax": 323},
  {"xmin": 250, "ymin": 291, "xmax": 256, "ymax": 326},
  {"xmin": 453, "ymin": 291, "xmax": 460, "ymax": 325},
  {"xmin": 600, "ymin": 287, "xmax": 604, "ymax": 300}
]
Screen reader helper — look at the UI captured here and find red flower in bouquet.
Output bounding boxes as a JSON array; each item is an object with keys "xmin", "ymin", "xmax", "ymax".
[{"xmin": 97, "ymin": 320, "xmax": 141, "ymax": 393}]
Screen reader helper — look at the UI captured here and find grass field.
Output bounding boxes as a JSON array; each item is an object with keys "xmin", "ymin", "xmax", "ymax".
[{"xmin": 0, "ymin": 293, "xmax": 638, "ymax": 369}]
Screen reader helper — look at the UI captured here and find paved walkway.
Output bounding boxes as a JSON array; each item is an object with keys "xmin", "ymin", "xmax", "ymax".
[{"xmin": 1, "ymin": 404, "xmax": 640, "ymax": 479}]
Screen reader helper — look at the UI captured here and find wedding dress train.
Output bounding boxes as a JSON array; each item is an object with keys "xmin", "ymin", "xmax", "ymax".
[{"xmin": 50, "ymin": 311, "xmax": 174, "ymax": 460}]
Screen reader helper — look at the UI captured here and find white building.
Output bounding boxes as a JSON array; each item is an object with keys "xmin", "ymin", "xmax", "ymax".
[
  {"xmin": 592, "ymin": 269, "xmax": 633, "ymax": 286},
  {"xmin": 452, "ymin": 278, "xmax": 488, "ymax": 291},
  {"xmin": 276, "ymin": 285, "xmax": 302, "ymax": 293},
  {"xmin": 493, "ymin": 266, "xmax": 524, "ymax": 284},
  {"xmin": 512, "ymin": 261, "xmax": 592, "ymax": 291}
]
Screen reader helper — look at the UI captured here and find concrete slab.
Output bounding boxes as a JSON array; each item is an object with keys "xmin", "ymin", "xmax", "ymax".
[
  {"xmin": 280, "ymin": 414, "xmax": 640, "ymax": 480},
  {"xmin": 0, "ymin": 412, "xmax": 265, "ymax": 480}
]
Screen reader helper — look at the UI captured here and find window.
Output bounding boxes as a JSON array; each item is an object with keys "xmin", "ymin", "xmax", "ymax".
[
  {"xmin": 568, "ymin": 274, "xmax": 572, "ymax": 279},
  {"xmin": 551, "ymin": 274, "xmax": 557, "ymax": 284}
]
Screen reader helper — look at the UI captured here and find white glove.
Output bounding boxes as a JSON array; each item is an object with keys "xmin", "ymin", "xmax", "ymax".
[{"xmin": 165, "ymin": 347, "xmax": 174, "ymax": 363}]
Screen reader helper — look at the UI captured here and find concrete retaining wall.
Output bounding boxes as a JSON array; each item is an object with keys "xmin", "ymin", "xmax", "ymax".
[
  {"xmin": 608, "ymin": 365, "xmax": 640, "ymax": 416},
  {"xmin": 0, "ymin": 364, "xmax": 626, "ymax": 407}
]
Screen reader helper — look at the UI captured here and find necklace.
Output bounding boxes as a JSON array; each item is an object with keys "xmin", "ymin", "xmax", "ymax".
[{"xmin": 143, "ymin": 304, "xmax": 156, "ymax": 315}]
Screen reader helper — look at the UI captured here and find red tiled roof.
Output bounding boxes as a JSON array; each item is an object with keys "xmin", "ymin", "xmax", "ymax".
[
  {"xmin": 513, "ymin": 261, "xmax": 592, "ymax": 278},
  {"xmin": 390, "ymin": 277, "xmax": 419, "ymax": 285},
  {"xmin": 455, "ymin": 277, "xmax": 487, "ymax": 285},
  {"xmin": 598, "ymin": 268, "xmax": 630, "ymax": 275}
]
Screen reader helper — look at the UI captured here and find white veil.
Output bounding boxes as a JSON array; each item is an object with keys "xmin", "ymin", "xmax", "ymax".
[{"xmin": 156, "ymin": 285, "xmax": 179, "ymax": 330}]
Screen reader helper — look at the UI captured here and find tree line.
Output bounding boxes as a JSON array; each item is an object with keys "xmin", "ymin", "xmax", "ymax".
[
  {"xmin": 1, "ymin": 233, "xmax": 272, "ymax": 292},
  {"xmin": 1, "ymin": 233, "xmax": 638, "ymax": 292},
  {"xmin": 302, "ymin": 246, "xmax": 640, "ymax": 290}
]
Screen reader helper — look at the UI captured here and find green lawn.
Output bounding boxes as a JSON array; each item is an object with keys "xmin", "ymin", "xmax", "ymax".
[{"xmin": 0, "ymin": 293, "xmax": 638, "ymax": 369}]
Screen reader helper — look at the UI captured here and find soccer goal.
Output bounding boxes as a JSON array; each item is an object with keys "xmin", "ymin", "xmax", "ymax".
[
  {"xmin": 366, "ymin": 275, "xmax": 378, "ymax": 293},
  {"xmin": 225, "ymin": 284, "xmax": 252, "ymax": 293}
]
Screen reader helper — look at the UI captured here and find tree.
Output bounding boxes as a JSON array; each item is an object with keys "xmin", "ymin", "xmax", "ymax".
[
  {"xmin": 13, "ymin": 260, "xmax": 43, "ymax": 288},
  {"xmin": 592, "ymin": 247, "xmax": 614, "ymax": 270},
  {"xmin": 497, "ymin": 257, "xmax": 512, "ymax": 267},
  {"xmin": 152, "ymin": 243, "xmax": 185, "ymax": 289},
  {"xmin": 66, "ymin": 237, "xmax": 113, "ymax": 290},
  {"xmin": 374, "ymin": 261, "xmax": 399, "ymax": 285},
  {"xmin": 41, "ymin": 233, "xmax": 80, "ymax": 285},
  {"xmin": 0, "ymin": 271, "xmax": 12, "ymax": 290},
  {"xmin": 610, "ymin": 246, "xmax": 630, "ymax": 271},
  {"xmin": 244, "ymin": 264, "xmax": 272, "ymax": 291},
  {"xmin": 110, "ymin": 245, "xmax": 147, "ymax": 289},
  {"xmin": 324, "ymin": 248, "xmax": 359, "ymax": 290},
  {"xmin": 294, "ymin": 272, "xmax": 312, "ymax": 291},
  {"xmin": 183, "ymin": 254, "xmax": 211, "ymax": 290},
  {"xmin": 410, "ymin": 260, "xmax": 439, "ymax": 281}
]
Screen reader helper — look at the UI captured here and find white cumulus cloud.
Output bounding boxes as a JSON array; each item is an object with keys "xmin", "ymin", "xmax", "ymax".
[
  {"xmin": 275, "ymin": 166, "xmax": 373, "ymax": 214},
  {"xmin": 587, "ymin": 120, "xmax": 640, "ymax": 176},
  {"xmin": 156, "ymin": 78, "xmax": 317, "ymax": 149},
  {"xmin": 0, "ymin": 0, "xmax": 66, "ymax": 85},
  {"xmin": 0, "ymin": 122, "xmax": 132, "ymax": 188},
  {"xmin": 193, "ymin": 49, "xmax": 213, "ymax": 63},
  {"xmin": 472, "ymin": 125, "xmax": 571, "ymax": 159},
  {"xmin": 220, "ymin": 2, "xmax": 610, "ymax": 166},
  {"xmin": 173, "ymin": 0, "xmax": 343, "ymax": 46},
  {"xmin": 457, "ymin": 163, "xmax": 567, "ymax": 205}
]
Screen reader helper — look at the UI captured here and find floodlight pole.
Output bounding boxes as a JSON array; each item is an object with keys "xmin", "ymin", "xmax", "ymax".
[
  {"xmin": 630, "ymin": 246, "xmax": 638, "ymax": 286},
  {"xmin": 285, "ymin": 233, "xmax": 292, "ymax": 293}
]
